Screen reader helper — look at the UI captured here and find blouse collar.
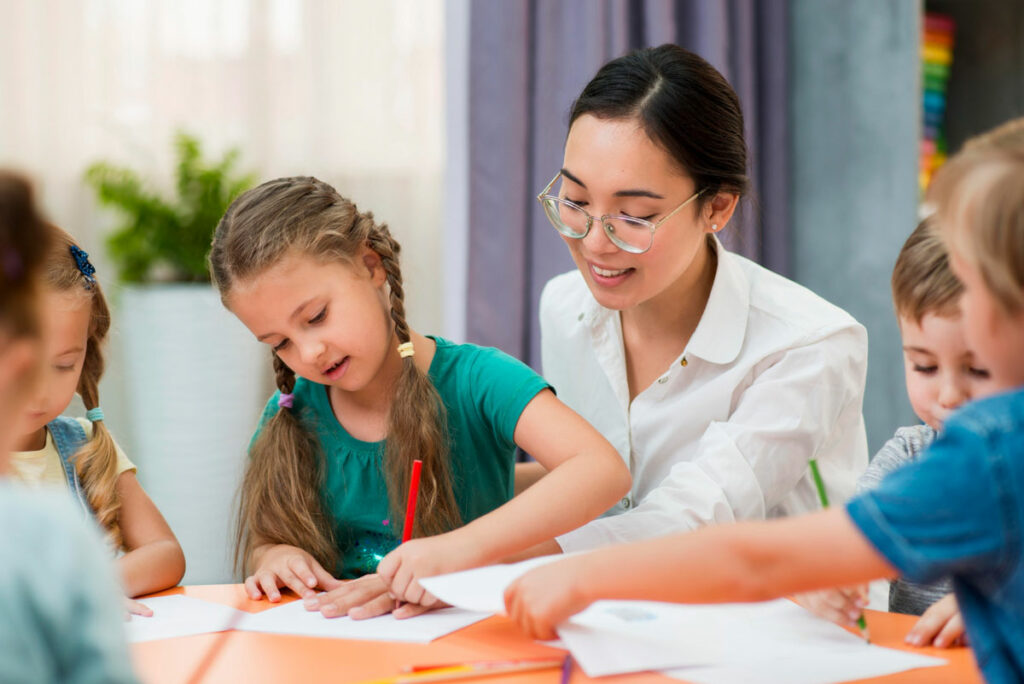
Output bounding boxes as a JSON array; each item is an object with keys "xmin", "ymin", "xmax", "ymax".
[{"xmin": 580, "ymin": 235, "xmax": 750, "ymax": 365}]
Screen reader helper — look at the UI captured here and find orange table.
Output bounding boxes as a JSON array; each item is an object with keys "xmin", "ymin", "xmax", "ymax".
[{"xmin": 132, "ymin": 586, "xmax": 982, "ymax": 684}]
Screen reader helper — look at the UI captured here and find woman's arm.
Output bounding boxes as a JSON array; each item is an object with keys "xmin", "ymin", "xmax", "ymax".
[
  {"xmin": 116, "ymin": 471, "xmax": 186, "ymax": 597},
  {"xmin": 504, "ymin": 508, "xmax": 895, "ymax": 639}
]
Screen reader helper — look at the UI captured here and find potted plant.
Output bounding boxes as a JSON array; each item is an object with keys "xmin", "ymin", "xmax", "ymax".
[{"xmin": 85, "ymin": 132, "xmax": 264, "ymax": 584}]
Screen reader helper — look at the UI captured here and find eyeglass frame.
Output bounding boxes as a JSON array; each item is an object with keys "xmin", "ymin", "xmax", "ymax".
[{"xmin": 536, "ymin": 171, "xmax": 705, "ymax": 254}]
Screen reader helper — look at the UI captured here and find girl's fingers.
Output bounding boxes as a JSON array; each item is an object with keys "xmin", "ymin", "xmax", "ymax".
[
  {"xmin": 286, "ymin": 557, "xmax": 319, "ymax": 593},
  {"xmin": 125, "ymin": 598, "xmax": 153, "ymax": 617},
  {"xmin": 244, "ymin": 575, "xmax": 263, "ymax": 600},
  {"xmin": 933, "ymin": 612, "xmax": 965, "ymax": 648},
  {"xmin": 347, "ymin": 592, "xmax": 398, "ymax": 620},
  {"xmin": 393, "ymin": 601, "xmax": 431, "ymax": 620},
  {"xmin": 258, "ymin": 573, "xmax": 282, "ymax": 602},
  {"xmin": 311, "ymin": 560, "xmax": 342, "ymax": 591},
  {"xmin": 401, "ymin": 579, "xmax": 425, "ymax": 606},
  {"xmin": 390, "ymin": 566, "xmax": 413, "ymax": 603},
  {"xmin": 275, "ymin": 568, "xmax": 308, "ymax": 599},
  {"xmin": 317, "ymin": 578, "xmax": 389, "ymax": 617},
  {"xmin": 376, "ymin": 554, "xmax": 397, "ymax": 584}
]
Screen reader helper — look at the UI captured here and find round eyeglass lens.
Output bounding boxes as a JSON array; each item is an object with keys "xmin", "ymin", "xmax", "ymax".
[
  {"xmin": 602, "ymin": 216, "xmax": 653, "ymax": 252},
  {"xmin": 543, "ymin": 198, "xmax": 588, "ymax": 238}
]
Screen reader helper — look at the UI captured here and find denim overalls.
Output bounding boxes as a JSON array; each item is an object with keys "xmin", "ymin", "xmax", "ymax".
[{"xmin": 47, "ymin": 416, "xmax": 94, "ymax": 517}]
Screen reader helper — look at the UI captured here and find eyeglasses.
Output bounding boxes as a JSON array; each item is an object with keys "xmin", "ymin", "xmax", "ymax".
[{"xmin": 537, "ymin": 172, "xmax": 703, "ymax": 254}]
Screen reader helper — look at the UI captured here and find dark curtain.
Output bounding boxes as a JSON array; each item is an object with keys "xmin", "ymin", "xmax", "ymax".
[{"xmin": 466, "ymin": 0, "xmax": 790, "ymax": 368}]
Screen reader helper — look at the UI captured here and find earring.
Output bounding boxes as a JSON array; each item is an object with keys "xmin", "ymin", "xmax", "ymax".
[{"xmin": 711, "ymin": 223, "xmax": 719, "ymax": 232}]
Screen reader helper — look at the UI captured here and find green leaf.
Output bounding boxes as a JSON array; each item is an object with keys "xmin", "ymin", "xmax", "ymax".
[{"xmin": 83, "ymin": 130, "xmax": 255, "ymax": 283}]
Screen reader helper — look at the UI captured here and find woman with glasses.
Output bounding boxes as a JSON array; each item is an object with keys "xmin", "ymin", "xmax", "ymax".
[{"xmin": 517, "ymin": 44, "xmax": 869, "ymax": 557}]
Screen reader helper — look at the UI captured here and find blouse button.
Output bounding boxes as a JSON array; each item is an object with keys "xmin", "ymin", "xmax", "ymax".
[
  {"xmin": 577, "ymin": 312, "xmax": 584, "ymax": 321},
  {"xmin": 657, "ymin": 376, "xmax": 668, "ymax": 384},
  {"xmin": 621, "ymin": 497, "xmax": 631, "ymax": 509},
  {"xmin": 680, "ymin": 356, "xmax": 688, "ymax": 367}
]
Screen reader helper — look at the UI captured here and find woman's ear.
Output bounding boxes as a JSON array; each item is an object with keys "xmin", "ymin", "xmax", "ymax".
[
  {"xmin": 360, "ymin": 245, "xmax": 388, "ymax": 287},
  {"xmin": 705, "ymin": 192, "xmax": 741, "ymax": 234}
]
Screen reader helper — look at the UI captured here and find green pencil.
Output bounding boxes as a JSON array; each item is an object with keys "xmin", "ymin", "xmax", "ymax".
[{"xmin": 808, "ymin": 458, "xmax": 870, "ymax": 643}]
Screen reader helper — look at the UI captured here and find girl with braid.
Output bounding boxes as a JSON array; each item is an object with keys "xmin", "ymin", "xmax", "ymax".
[
  {"xmin": 11, "ymin": 225, "xmax": 186, "ymax": 610},
  {"xmin": 211, "ymin": 176, "xmax": 630, "ymax": 619}
]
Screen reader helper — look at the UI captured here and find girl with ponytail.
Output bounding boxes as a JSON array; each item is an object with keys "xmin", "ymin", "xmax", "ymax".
[
  {"xmin": 11, "ymin": 225, "xmax": 186, "ymax": 609},
  {"xmin": 212, "ymin": 176, "xmax": 629, "ymax": 618}
]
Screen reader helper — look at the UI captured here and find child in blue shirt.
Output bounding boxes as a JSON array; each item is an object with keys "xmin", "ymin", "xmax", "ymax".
[
  {"xmin": 504, "ymin": 118, "xmax": 1024, "ymax": 683},
  {"xmin": 796, "ymin": 218, "xmax": 991, "ymax": 648},
  {"xmin": 0, "ymin": 172, "xmax": 137, "ymax": 683}
]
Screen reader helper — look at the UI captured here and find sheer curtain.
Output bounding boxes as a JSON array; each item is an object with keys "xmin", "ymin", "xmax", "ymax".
[
  {"xmin": 1, "ymin": 0, "xmax": 445, "ymax": 581},
  {"xmin": 0, "ymin": 0, "xmax": 445, "ymax": 332}
]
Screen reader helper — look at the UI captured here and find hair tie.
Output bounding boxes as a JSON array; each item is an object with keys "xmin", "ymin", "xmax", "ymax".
[
  {"xmin": 1, "ymin": 249, "xmax": 23, "ymax": 281},
  {"xmin": 397, "ymin": 342, "xmax": 415, "ymax": 358},
  {"xmin": 85, "ymin": 407, "xmax": 105, "ymax": 422},
  {"xmin": 69, "ymin": 245, "xmax": 97, "ymax": 286},
  {"xmin": 277, "ymin": 393, "xmax": 294, "ymax": 409}
]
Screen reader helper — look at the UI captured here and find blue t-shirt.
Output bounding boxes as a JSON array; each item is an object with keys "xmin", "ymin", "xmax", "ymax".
[
  {"xmin": 0, "ymin": 482, "xmax": 138, "ymax": 683},
  {"xmin": 847, "ymin": 387, "xmax": 1024, "ymax": 683},
  {"xmin": 254, "ymin": 336, "xmax": 551, "ymax": 578}
]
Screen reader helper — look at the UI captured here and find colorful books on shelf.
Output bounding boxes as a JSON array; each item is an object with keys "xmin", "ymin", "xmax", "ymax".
[{"xmin": 920, "ymin": 13, "xmax": 955, "ymax": 193}]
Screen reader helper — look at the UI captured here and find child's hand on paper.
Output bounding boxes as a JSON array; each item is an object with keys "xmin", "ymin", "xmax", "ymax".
[
  {"xmin": 124, "ymin": 596, "xmax": 153, "ymax": 620},
  {"xmin": 301, "ymin": 573, "xmax": 434, "ymax": 620},
  {"xmin": 378, "ymin": 532, "xmax": 482, "ymax": 609},
  {"xmin": 504, "ymin": 556, "xmax": 591, "ymax": 640},
  {"xmin": 244, "ymin": 543, "xmax": 342, "ymax": 602},
  {"xmin": 793, "ymin": 586, "xmax": 868, "ymax": 628},
  {"xmin": 905, "ymin": 594, "xmax": 965, "ymax": 648}
]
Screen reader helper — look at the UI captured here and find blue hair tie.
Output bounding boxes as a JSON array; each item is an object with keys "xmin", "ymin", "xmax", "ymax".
[
  {"xmin": 85, "ymin": 407, "xmax": 105, "ymax": 422},
  {"xmin": 69, "ymin": 245, "xmax": 96, "ymax": 285}
]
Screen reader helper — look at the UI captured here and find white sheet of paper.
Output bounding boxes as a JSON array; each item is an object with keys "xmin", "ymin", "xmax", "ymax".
[
  {"xmin": 234, "ymin": 600, "xmax": 490, "ymax": 643},
  {"xmin": 124, "ymin": 595, "xmax": 248, "ymax": 643},
  {"xmin": 419, "ymin": 555, "xmax": 564, "ymax": 613},
  {"xmin": 559, "ymin": 599, "xmax": 946, "ymax": 682}
]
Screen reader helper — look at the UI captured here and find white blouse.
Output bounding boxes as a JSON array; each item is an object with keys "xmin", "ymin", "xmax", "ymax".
[{"xmin": 543, "ymin": 238, "xmax": 869, "ymax": 552}]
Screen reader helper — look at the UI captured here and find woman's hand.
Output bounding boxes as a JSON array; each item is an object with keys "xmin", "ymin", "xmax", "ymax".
[
  {"xmin": 377, "ymin": 532, "xmax": 483, "ymax": 607},
  {"xmin": 905, "ymin": 594, "xmax": 965, "ymax": 648},
  {"xmin": 503, "ymin": 556, "xmax": 593, "ymax": 641},
  {"xmin": 244, "ymin": 544, "xmax": 341, "ymax": 602},
  {"xmin": 793, "ymin": 586, "xmax": 868, "ymax": 628},
  {"xmin": 302, "ymin": 573, "xmax": 434, "ymax": 620}
]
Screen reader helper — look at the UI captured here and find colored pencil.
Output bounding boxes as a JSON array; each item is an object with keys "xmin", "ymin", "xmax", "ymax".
[
  {"xmin": 560, "ymin": 654, "xmax": 573, "ymax": 684},
  {"xmin": 354, "ymin": 658, "xmax": 564, "ymax": 684},
  {"xmin": 405, "ymin": 656, "xmax": 567, "ymax": 673},
  {"xmin": 808, "ymin": 459, "xmax": 870, "ymax": 643},
  {"xmin": 395, "ymin": 459, "xmax": 423, "ymax": 611},
  {"xmin": 403, "ymin": 459, "xmax": 423, "ymax": 544}
]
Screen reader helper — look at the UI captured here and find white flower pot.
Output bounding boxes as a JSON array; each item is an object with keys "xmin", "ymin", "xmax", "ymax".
[{"xmin": 119, "ymin": 284, "xmax": 267, "ymax": 584}]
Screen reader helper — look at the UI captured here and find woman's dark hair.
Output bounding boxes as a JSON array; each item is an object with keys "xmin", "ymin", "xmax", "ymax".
[{"xmin": 570, "ymin": 44, "xmax": 748, "ymax": 205}]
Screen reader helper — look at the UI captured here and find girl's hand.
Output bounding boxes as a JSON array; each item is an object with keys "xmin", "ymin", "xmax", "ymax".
[
  {"xmin": 124, "ymin": 596, "xmax": 153, "ymax": 620},
  {"xmin": 793, "ymin": 586, "xmax": 868, "ymax": 627},
  {"xmin": 503, "ymin": 557, "xmax": 592, "ymax": 640},
  {"xmin": 244, "ymin": 544, "xmax": 341, "ymax": 602},
  {"xmin": 377, "ymin": 533, "xmax": 482, "ymax": 607},
  {"xmin": 905, "ymin": 594, "xmax": 965, "ymax": 648},
  {"xmin": 302, "ymin": 573, "xmax": 435, "ymax": 620}
]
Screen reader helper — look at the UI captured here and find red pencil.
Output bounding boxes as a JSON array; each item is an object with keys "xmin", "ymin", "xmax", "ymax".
[
  {"xmin": 403, "ymin": 459, "xmax": 423, "ymax": 543},
  {"xmin": 395, "ymin": 459, "xmax": 423, "ymax": 611}
]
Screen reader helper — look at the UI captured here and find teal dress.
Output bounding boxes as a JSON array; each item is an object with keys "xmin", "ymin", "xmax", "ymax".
[{"xmin": 253, "ymin": 336, "xmax": 551, "ymax": 578}]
